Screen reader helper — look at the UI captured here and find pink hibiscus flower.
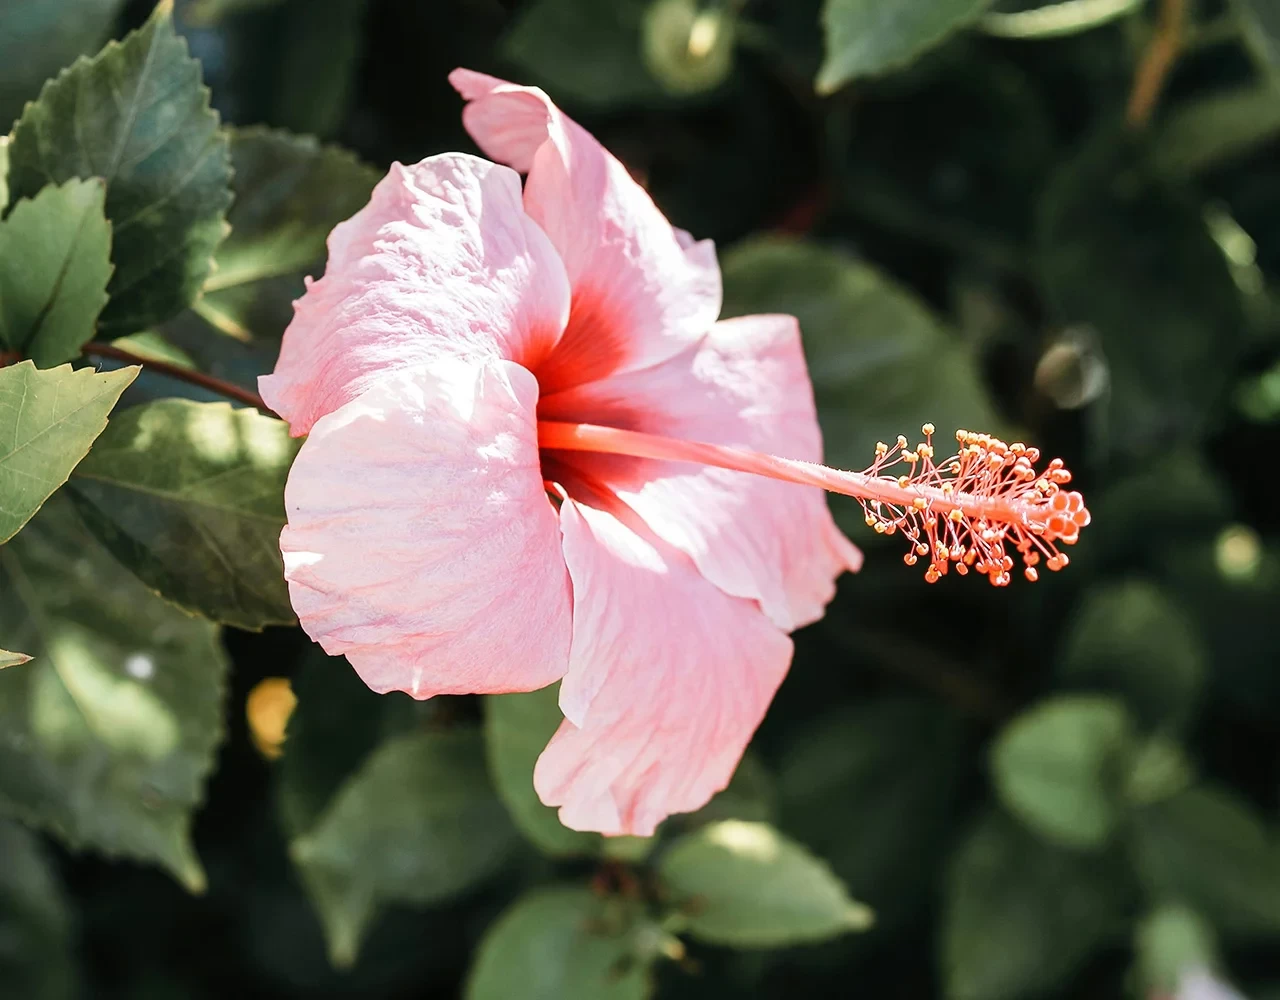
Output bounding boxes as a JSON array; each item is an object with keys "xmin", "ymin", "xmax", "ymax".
[{"xmin": 261, "ymin": 69, "xmax": 1088, "ymax": 836}]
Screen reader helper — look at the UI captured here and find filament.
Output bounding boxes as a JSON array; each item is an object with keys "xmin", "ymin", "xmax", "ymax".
[{"xmin": 538, "ymin": 421, "xmax": 1090, "ymax": 587}]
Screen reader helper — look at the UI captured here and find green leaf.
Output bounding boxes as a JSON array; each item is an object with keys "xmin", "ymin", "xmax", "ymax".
[
  {"xmin": 1038, "ymin": 136, "xmax": 1245, "ymax": 452},
  {"xmin": 1, "ymin": 137, "xmax": 8, "ymax": 210},
  {"xmin": 1132, "ymin": 786, "xmax": 1280, "ymax": 938},
  {"xmin": 1161, "ymin": 536, "xmax": 1280, "ymax": 713},
  {"xmin": 1232, "ymin": 0, "xmax": 1280, "ymax": 76},
  {"xmin": 980, "ymin": 0, "xmax": 1143, "ymax": 39},
  {"xmin": 0, "ymin": 0, "xmax": 125, "ymax": 128},
  {"xmin": 6, "ymin": 2, "xmax": 233, "ymax": 336},
  {"xmin": 466, "ymin": 886, "xmax": 654, "ymax": 1000},
  {"xmin": 68, "ymin": 399, "xmax": 300, "ymax": 629},
  {"xmin": 186, "ymin": 0, "xmax": 287, "ymax": 25},
  {"xmin": 778, "ymin": 698, "xmax": 968, "ymax": 935},
  {"xmin": 0, "ymin": 497, "xmax": 228, "ymax": 889},
  {"xmin": 290, "ymin": 729, "xmax": 519, "ymax": 967},
  {"xmin": 942, "ymin": 810, "xmax": 1131, "ymax": 1000},
  {"xmin": 0, "ymin": 178, "xmax": 112, "ymax": 367},
  {"xmin": 275, "ymin": 650, "xmax": 403, "ymax": 838},
  {"xmin": 0, "ymin": 820, "xmax": 78, "ymax": 1000},
  {"xmin": 194, "ymin": 127, "xmax": 378, "ymax": 341},
  {"xmin": 269, "ymin": 0, "xmax": 369, "ymax": 139},
  {"xmin": 1134, "ymin": 904, "xmax": 1219, "ymax": 995},
  {"xmin": 503, "ymin": 0, "xmax": 667, "ymax": 109},
  {"xmin": 1057, "ymin": 580, "xmax": 1206, "ymax": 729},
  {"xmin": 0, "ymin": 648, "xmax": 31, "ymax": 670},
  {"xmin": 659, "ymin": 820, "xmax": 872, "ymax": 947},
  {"xmin": 721, "ymin": 238, "xmax": 1002, "ymax": 486},
  {"xmin": 991, "ymin": 695, "xmax": 1136, "ymax": 849},
  {"xmin": 109, "ymin": 331, "xmax": 194, "ymax": 369},
  {"xmin": 484, "ymin": 684, "xmax": 605, "ymax": 858},
  {"xmin": 0, "ymin": 361, "xmax": 137, "ymax": 543},
  {"xmin": 817, "ymin": 0, "xmax": 995, "ymax": 93},
  {"xmin": 1154, "ymin": 85, "xmax": 1280, "ymax": 177}
]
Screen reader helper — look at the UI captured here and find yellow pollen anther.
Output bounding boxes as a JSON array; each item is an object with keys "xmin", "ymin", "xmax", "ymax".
[
  {"xmin": 922, "ymin": 422, "xmax": 935, "ymax": 435},
  {"xmin": 913, "ymin": 497, "xmax": 928, "ymax": 511},
  {"xmin": 896, "ymin": 435, "xmax": 908, "ymax": 449}
]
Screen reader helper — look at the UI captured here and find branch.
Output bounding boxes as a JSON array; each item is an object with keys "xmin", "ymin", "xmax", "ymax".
[
  {"xmin": 1126, "ymin": 0, "xmax": 1188, "ymax": 128},
  {"xmin": 81, "ymin": 341, "xmax": 275, "ymax": 416}
]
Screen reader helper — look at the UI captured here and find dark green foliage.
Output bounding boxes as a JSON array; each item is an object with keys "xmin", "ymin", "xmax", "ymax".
[{"xmin": 2, "ymin": 1, "xmax": 1280, "ymax": 998}]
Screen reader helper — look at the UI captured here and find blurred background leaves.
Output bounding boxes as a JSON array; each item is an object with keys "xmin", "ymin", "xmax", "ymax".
[{"xmin": 2, "ymin": 0, "xmax": 1280, "ymax": 998}]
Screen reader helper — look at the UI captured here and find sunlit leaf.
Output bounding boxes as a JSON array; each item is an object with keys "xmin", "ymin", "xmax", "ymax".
[
  {"xmin": 0, "ymin": 820, "xmax": 78, "ymax": 1000},
  {"xmin": 817, "ymin": 0, "xmax": 995, "ymax": 93},
  {"xmin": 69, "ymin": 399, "xmax": 300, "ymax": 629},
  {"xmin": 980, "ymin": 0, "xmax": 1142, "ymax": 38},
  {"xmin": 0, "ymin": 648, "xmax": 31, "ymax": 670},
  {"xmin": 0, "ymin": 497, "xmax": 228, "ymax": 889},
  {"xmin": 290, "ymin": 729, "xmax": 519, "ymax": 967},
  {"xmin": 6, "ymin": 1, "xmax": 232, "ymax": 335},
  {"xmin": 0, "ymin": 179, "xmax": 111, "ymax": 367},
  {"xmin": 466, "ymin": 886, "xmax": 655, "ymax": 1000},
  {"xmin": 0, "ymin": 361, "xmax": 136, "ymax": 543},
  {"xmin": 109, "ymin": 331, "xmax": 195, "ymax": 369},
  {"xmin": 990, "ymin": 695, "xmax": 1135, "ymax": 849},
  {"xmin": 660, "ymin": 820, "xmax": 872, "ymax": 947}
]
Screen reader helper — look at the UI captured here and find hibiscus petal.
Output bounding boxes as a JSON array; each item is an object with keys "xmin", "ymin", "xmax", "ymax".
[
  {"xmin": 280, "ymin": 358, "xmax": 572, "ymax": 698},
  {"xmin": 541, "ymin": 314, "xmax": 861, "ymax": 631},
  {"xmin": 534, "ymin": 498, "xmax": 792, "ymax": 836},
  {"xmin": 449, "ymin": 68, "xmax": 721, "ymax": 392},
  {"xmin": 260, "ymin": 152, "xmax": 570, "ymax": 435}
]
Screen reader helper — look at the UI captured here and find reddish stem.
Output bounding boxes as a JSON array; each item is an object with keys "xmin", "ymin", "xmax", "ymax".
[{"xmin": 82, "ymin": 341, "xmax": 275, "ymax": 416}]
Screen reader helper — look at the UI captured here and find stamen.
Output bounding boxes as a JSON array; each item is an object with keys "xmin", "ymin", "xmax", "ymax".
[{"xmin": 538, "ymin": 421, "xmax": 1089, "ymax": 587}]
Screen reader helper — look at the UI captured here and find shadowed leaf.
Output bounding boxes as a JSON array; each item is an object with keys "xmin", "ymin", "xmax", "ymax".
[
  {"xmin": 466, "ymin": 886, "xmax": 655, "ymax": 1000},
  {"xmin": 0, "ymin": 497, "xmax": 228, "ymax": 888},
  {"xmin": 818, "ymin": 0, "xmax": 995, "ymax": 92},
  {"xmin": 6, "ymin": 2, "xmax": 232, "ymax": 335},
  {"xmin": 290, "ymin": 729, "xmax": 519, "ymax": 967}
]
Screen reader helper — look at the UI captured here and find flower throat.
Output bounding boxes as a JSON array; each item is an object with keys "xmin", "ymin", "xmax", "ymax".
[{"xmin": 538, "ymin": 421, "xmax": 1089, "ymax": 587}]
